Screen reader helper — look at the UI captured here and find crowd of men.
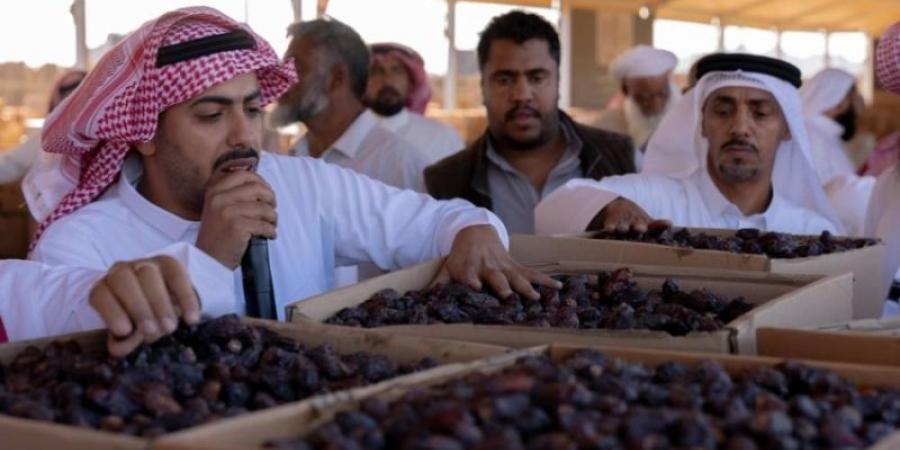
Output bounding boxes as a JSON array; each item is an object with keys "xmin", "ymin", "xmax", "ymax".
[{"xmin": 0, "ymin": 6, "xmax": 898, "ymax": 355}]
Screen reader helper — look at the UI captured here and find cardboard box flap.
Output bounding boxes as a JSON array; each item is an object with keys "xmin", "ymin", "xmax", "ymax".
[{"xmin": 757, "ymin": 327, "xmax": 900, "ymax": 367}]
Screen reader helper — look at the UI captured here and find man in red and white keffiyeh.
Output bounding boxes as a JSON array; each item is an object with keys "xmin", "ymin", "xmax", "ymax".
[
  {"xmin": 27, "ymin": 7, "xmax": 558, "ymax": 354},
  {"xmin": 364, "ymin": 42, "xmax": 464, "ymax": 163}
]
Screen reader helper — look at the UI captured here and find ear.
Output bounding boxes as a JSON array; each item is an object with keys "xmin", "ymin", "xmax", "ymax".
[
  {"xmin": 328, "ymin": 64, "xmax": 346, "ymax": 94},
  {"xmin": 134, "ymin": 140, "xmax": 157, "ymax": 157}
]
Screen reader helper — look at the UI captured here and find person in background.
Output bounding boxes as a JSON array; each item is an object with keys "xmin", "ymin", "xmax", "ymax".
[
  {"xmin": 801, "ymin": 68, "xmax": 875, "ymax": 236},
  {"xmin": 593, "ymin": 45, "xmax": 680, "ymax": 169},
  {"xmin": 26, "ymin": 7, "xmax": 558, "ymax": 355},
  {"xmin": 536, "ymin": 54, "xmax": 843, "ymax": 237},
  {"xmin": 0, "ymin": 70, "xmax": 86, "ymax": 184},
  {"xmin": 365, "ymin": 42, "xmax": 464, "ymax": 163},
  {"xmin": 425, "ymin": 11, "xmax": 634, "ymax": 234},
  {"xmin": 271, "ymin": 18, "xmax": 430, "ymax": 192},
  {"xmin": 865, "ymin": 21, "xmax": 900, "ymax": 316}
]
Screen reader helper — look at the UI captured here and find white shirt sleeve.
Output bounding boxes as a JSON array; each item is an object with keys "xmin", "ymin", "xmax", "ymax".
[
  {"xmin": 312, "ymin": 161, "xmax": 508, "ymax": 269},
  {"xmin": 0, "ymin": 260, "xmax": 105, "ymax": 341},
  {"xmin": 30, "ymin": 231, "xmax": 237, "ymax": 335}
]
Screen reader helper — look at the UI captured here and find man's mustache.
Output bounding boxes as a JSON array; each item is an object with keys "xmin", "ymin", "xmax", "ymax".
[
  {"xmin": 721, "ymin": 139, "xmax": 758, "ymax": 153},
  {"xmin": 377, "ymin": 86, "xmax": 402, "ymax": 99},
  {"xmin": 505, "ymin": 106, "xmax": 541, "ymax": 123},
  {"xmin": 213, "ymin": 148, "xmax": 259, "ymax": 172}
]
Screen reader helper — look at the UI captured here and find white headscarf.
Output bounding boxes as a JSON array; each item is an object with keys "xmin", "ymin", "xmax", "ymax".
[
  {"xmin": 611, "ymin": 45, "xmax": 678, "ymax": 80},
  {"xmin": 641, "ymin": 69, "xmax": 843, "ymax": 232},
  {"xmin": 800, "ymin": 68, "xmax": 855, "ymax": 116},
  {"xmin": 799, "ymin": 68, "xmax": 858, "ymax": 183}
]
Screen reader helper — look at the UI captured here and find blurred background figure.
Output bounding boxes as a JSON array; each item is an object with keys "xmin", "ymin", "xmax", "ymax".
[
  {"xmin": 0, "ymin": 70, "xmax": 85, "ymax": 184},
  {"xmin": 365, "ymin": 43, "xmax": 464, "ymax": 163},
  {"xmin": 593, "ymin": 45, "xmax": 679, "ymax": 169}
]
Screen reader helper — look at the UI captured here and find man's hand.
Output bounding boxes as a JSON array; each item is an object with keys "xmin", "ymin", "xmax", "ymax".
[
  {"xmin": 89, "ymin": 255, "xmax": 201, "ymax": 357},
  {"xmin": 587, "ymin": 197, "xmax": 671, "ymax": 233},
  {"xmin": 195, "ymin": 170, "xmax": 277, "ymax": 269},
  {"xmin": 431, "ymin": 225, "xmax": 561, "ymax": 300}
]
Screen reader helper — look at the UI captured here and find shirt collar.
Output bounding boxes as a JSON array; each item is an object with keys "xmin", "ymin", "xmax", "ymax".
[
  {"xmin": 289, "ymin": 109, "xmax": 379, "ymax": 160},
  {"xmin": 118, "ymin": 154, "xmax": 199, "ymax": 240},
  {"xmin": 375, "ymin": 108, "xmax": 410, "ymax": 133}
]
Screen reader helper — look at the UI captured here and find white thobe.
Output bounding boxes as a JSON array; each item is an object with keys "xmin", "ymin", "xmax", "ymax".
[
  {"xmin": 865, "ymin": 167, "xmax": 900, "ymax": 305},
  {"xmin": 291, "ymin": 109, "xmax": 431, "ymax": 192},
  {"xmin": 30, "ymin": 152, "xmax": 507, "ymax": 332},
  {"xmin": 375, "ymin": 108, "xmax": 464, "ymax": 164},
  {"xmin": 535, "ymin": 171, "xmax": 841, "ymax": 235},
  {"xmin": 1, "ymin": 243, "xmax": 223, "ymax": 341}
]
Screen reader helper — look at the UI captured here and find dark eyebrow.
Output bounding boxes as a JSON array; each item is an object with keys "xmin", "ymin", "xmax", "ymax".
[
  {"xmin": 191, "ymin": 89, "xmax": 262, "ymax": 108},
  {"xmin": 709, "ymin": 95, "xmax": 737, "ymax": 106}
]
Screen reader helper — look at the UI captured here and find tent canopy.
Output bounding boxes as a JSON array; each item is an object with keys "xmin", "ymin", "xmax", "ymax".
[{"xmin": 473, "ymin": 0, "xmax": 898, "ymax": 36}]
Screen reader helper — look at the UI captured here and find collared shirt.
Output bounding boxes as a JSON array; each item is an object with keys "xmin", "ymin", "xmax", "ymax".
[
  {"xmin": 375, "ymin": 108, "xmax": 464, "ymax": 164},
  {"xmin": 30, "ymin": 152, "xmax": 507, "ymax": 330},
  {"xmin": 535, "ymin": 169, "xmax": 842, "ymax": 235},
  {"xmin": 290, "ymin": 109, "xmax": 431, "ymax": 192},
  {"xmin": 484, "ymin": 122, "xmax": 584, "ymax": 234}
]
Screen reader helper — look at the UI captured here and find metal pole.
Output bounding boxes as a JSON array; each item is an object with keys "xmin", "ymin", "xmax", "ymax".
[
  {"xmin": 716, "ymin": 19, "xmax": 725, "ymax": 51},
  {"xmin": 291, "ymin": 0, "xmax": 303, "ymax": 21},
  {"xmin": 823, "ymin": 30, "xmax": 831, "ymax": 68},
  {"xmin": 72, "ymin": 0, "xmax": 88, "ymax": 69},
  {"xmin": 775, "ymin": 29, "xmax": 783, "ymax": 59},
  {"xmin": 861, "ymin": 33, "xmax": 874, "ymax": 103},
  {"xmin": 556, "ymin": 0, "xmax": 572, "ymax": 109},
  {"xmin": 444, "ymin": 0, "xmax": 458, "ymax": 110}
]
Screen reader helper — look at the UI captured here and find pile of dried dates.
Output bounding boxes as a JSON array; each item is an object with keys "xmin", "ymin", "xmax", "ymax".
[
  {"xmin": 592, "ymin": 227, "xmax": 878, "ymax": 259},
  {"xmin": 269, "ymin": 349, "xmax": 900, "ymax": 450},
  {"xmin": 0, "ymin": 315, "xmax": 436, "ymax": 436},
  {"xmin": 326, "ymin": 269, "xmax": 755, "ymax": 335}
]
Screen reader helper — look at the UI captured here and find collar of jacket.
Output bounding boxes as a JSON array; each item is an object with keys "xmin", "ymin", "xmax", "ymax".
[{"xmin": 470, "ymin": 110, "xmax": 608, "ymax": 204}]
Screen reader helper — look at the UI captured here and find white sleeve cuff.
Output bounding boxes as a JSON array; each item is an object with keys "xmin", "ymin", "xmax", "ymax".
[{"xmin": 535, "ymin": 180, "xmax": 620, "ymax": 235}]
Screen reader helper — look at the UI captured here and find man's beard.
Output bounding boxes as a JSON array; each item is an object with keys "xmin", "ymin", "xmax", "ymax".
[
  {"xmin": 269, "ymin": 76, "xmax": 330, "ymax": 127},
  {"xmin": 834, "ymin": 107, "xmax": 857, "ymax": 141},
  {"xmin": 715, "ymin": 139, "xmax": 762, "ymax": 182},
  {"xmin": 367, "ymin": 87, "xmax": 405, "ymax": 117},
  {"xmin": 491, "ymin": 106, "xmax": 557, "ymax": 152},
  {"xmin": 624, "ymin": 96, "xmax": 665, "ymax": 148}
]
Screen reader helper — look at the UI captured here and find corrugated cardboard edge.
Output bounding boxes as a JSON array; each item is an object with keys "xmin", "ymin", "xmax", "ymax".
[
  {"xmin": 152, "ymin": 344, "xmax": 900, "ymax": 450},
  {"xmin": 289, "ymin": 259, "xmax": 850, "ymax": 355},
  {"xmin": 0, "ymin": 318, "xmax": 509, "ymax": 450},
  {"xmin": 512, "ymin": 232, "xmax": 886, "ymax": 320}
]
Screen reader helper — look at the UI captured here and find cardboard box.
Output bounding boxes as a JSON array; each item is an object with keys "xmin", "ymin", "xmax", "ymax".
[
  {"xmin": 0, "ymin": 318, "xmax": 509, "ymax": 450},
  {"xmin": 152, "ymin": 344, "xmax": 900, "ymax": 450},
  {"xmin": 288, "ymin": 258, "xmax": 853, "ymax": 355},
  {"xmin": 758, "ymin": 318, "xmax": 900, "ymax": 367},
  {"xmin": 510, "ymin": 232, "xmax": 886, "ymax": 320}
]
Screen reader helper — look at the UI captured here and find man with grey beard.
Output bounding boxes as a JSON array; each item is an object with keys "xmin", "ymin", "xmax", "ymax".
[
  {"xmin": 424, "ymin": 11, "xmax": 635, "ymax": 234},
  {"xmin": 594, "ymin": 45, "xmax": 681, "ymax": 170},
  {"xmin": 272, "ymin": 18, "xmax": 430, "ymax": 192}
]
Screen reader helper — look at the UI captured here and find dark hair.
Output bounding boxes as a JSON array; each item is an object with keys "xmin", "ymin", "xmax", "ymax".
[
  {"xmin": 287, "ymin": 18, "xmax": 370, "ymax": 100},
  {"xmin": 477, "ymin": 11, "xmax": 560, "ymax": 70}
]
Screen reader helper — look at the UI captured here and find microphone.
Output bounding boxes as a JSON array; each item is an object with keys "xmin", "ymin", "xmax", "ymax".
[{"xmin": 241, "ymin": 236, "xmax": 277, "ymax": 319}]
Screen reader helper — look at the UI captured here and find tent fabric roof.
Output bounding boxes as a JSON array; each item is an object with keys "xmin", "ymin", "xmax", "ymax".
[{"xmin": 474, "ymin": 0, "xmax": 898, "ymax": 36}]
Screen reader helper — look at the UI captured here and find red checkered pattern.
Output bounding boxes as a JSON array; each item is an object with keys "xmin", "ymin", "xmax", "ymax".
[
  {"xmin": 371, "ymin": 43, "xmax": 431, "ymax": 114},
  {"xmin": 34, "ymin": 7, "xmax": 297, "ymax": 244},
  {"xmin": 876, "ymin": 22, "xmax": 900, "ymax": 95}
]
